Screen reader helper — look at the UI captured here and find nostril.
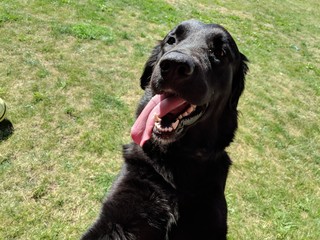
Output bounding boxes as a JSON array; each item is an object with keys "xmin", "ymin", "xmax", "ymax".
[
  {"xmin": 178, "ymin": 62, "xmax": 194, "ymax": 76},
  {"xmin": 160, "ymin": 60, "xmax": 171, "ymax": 73},
  {"xmin": 160, "ymin": 55, "xmax": 195, "ymax": 78}
]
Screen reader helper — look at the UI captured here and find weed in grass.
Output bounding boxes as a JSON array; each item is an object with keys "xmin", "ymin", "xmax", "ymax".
[
  {"xmin": 53, "ymin": 23, "xmax": 115, "ymax": 44},
  {"xmin": 0, "ymin": 9, "xmax": 20, "ymax": 25},
  {"xmin": 92, "ymin": 92, "xmax": 126, "ymax": 112},
  {"xmin": 32, "ymin": 91, "xmax": 46, "ymax": 103}
]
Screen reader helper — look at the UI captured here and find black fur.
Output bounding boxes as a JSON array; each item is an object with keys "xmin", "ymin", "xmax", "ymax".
[{"xmin": 82, "ymin": 20, "xmax": 248, "ymax": 240}]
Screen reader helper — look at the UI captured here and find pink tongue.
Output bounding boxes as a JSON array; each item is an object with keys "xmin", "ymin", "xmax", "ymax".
[{"xmin": 131, "ymin": 94, "xmax": 186, "ymax": 146}]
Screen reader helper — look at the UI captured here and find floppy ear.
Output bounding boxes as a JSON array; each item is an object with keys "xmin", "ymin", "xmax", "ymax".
[
  {"xmin": 140, "ymin": 44, "xmax": 161, "ymax": 90},
  {"xmin": 230, "ymin": 53, "xmax": 249, "ymax": 108}
]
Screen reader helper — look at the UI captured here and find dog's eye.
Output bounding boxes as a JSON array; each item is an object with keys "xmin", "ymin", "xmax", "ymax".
[
  {"xmin": 209, "ymin": 48, "xmax": 226, "ymax": 64},
  {"xmin": 220, "ymin": 49, "xmax": 226, "ymax": 57},
  {"xmin": 167, "ymin": 36, "xmax": 176, "ymax": 45},
  {"xmin": 209, "ymin": 48, "xmax": 225, "ymax": 57}
]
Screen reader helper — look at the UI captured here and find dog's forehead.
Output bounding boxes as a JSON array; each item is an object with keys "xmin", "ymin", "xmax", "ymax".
[
  {"xmin": 171, "ymin": 20, "xmax": 228, "ymax": 39},
  {"xmin": 177, "ymin": 19, "xmax": 204, "ymax": 30}
]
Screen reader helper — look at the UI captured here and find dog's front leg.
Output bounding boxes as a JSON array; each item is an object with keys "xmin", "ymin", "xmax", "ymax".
[{"xmin": 81, "ymin": 164, "xmax": 177, "ymax": 240}]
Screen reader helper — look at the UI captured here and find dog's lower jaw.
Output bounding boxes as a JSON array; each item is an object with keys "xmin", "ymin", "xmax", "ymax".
[{"xmin": 149, "ymin": 103, "xmax": 209, "ymax": 147}]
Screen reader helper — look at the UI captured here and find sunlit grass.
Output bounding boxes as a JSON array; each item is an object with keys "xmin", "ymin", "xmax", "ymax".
[{"xmin": 0, "ymin": 0, "xmax": 319, "ymax": 239}]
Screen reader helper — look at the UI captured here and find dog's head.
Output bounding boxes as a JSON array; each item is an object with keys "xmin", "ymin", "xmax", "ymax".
[{"xmin": 132, "ymin": 20, "xmax": 248, "ymax": 148}]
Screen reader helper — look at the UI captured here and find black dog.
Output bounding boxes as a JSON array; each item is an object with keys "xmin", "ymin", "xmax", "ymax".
[{"xmin": 82, "ymin": 20, "xmax": 248, "ymax": 240}]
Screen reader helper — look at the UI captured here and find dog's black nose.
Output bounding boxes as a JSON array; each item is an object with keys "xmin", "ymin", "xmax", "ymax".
[{"xmin": 160, "ymin": 53, "xmax": 195, "ymax": 79}]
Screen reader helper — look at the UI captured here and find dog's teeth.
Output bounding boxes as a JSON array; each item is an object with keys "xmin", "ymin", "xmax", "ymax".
[
  {"xmin": 155, "ymin": 121, "xmax": 176, "ymax": 133},
  {"xmin": 155, "ymin": 122, "xmax": 170, "ymax": 132},
  {"xmin": 154, "ymin": 114, "xmax": 161, "ymax": 123},
  {"xmin": 186, "ymin": 105, "xmax": 197, "ymax": 114},
  {"xmin": 172, "ymin": 119, "xmax": 179, "ymax": 130},
  {"xmin": 186, "ymin": 106, "xmax": 194, "ymax": 114},
  {"xmin": 182, "ymin": 112, "xmax": 189, "ymax": 117}
]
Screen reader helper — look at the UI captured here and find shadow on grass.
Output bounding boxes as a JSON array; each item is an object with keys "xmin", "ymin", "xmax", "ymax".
[{"xmin": 0, "ymin": 119, "xmax": 14, "ymax": 141}]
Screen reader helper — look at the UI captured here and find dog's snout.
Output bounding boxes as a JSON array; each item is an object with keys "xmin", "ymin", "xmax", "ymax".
[
  {"xmin": 159, "ymin": 53, "xmax": 195, "ymax": 79},
  {"xmin": 160, "ymin": 60, "xmax": 194, "ymax": 76}
]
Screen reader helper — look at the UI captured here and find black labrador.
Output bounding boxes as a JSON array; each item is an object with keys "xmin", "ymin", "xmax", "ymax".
[{"xmin": 82, "ymin": 20, "xmax": 248, "ymax": 240}]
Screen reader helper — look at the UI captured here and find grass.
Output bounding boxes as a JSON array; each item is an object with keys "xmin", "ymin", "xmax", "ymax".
[{"xmin": 0, "ymin": 0, "xmax": 319, "ymax": 239}]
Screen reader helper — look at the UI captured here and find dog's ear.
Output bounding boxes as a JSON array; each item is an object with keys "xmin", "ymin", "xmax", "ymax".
[
  {"xmin": 140, "ymin": 44, "xmax": 161, "ymax": 90},
  {"xmin": 230, "ymin": 53, "xmax": 249, "ymax": 108}
]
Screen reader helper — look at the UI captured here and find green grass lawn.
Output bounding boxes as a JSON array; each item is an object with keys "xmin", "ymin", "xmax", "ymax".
[{"xmin": 0, "ymin": 0, "xmax": 319, "ymax": 239}]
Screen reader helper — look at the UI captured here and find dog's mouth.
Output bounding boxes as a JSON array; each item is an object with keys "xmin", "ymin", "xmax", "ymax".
[
  {"xmin": 131, "ymin": 94, "xmax": 208, "ymax": 146},
  {"xmin": 153, "ymin": 101, "xmax": 207, "ymax": 143}
]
